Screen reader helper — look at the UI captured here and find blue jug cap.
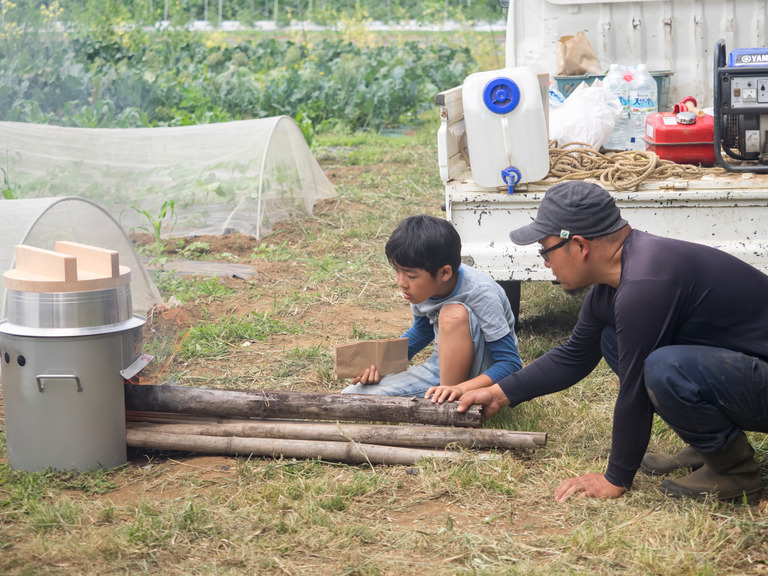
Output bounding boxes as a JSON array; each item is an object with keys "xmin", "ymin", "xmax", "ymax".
[{"xmin": 483, "ymin": 78, "xmax": 521, "ymax": 115}]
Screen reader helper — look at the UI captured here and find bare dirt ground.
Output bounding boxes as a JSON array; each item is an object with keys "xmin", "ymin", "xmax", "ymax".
[{"xmin": 108, "ymin": 173, "xmax": 437, "ymax": 514}]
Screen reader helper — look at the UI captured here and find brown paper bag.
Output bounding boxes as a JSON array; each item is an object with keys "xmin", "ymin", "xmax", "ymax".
[
  {"xmin": 556, "ymin": 31, "xmax": 602, "ymax": 76},
  {"xmin": 334, "ymin": 338, "xmax": 408, "ymax": 379}
]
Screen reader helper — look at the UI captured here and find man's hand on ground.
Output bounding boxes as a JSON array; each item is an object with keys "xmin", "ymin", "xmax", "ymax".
[{"xmin": 554, "ymin": 473, "xmax": 627, "ymax": 502}]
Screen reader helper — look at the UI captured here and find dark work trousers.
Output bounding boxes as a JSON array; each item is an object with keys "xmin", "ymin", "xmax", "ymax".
[{"xmin": 600, "ymin": 326, "xmax": 768, "ymax": 453}]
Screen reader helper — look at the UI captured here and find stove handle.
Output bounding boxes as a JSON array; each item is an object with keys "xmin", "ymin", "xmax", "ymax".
[{"xmin": 36, "ymin": 374, "xmax": 83, "ymax": 393}]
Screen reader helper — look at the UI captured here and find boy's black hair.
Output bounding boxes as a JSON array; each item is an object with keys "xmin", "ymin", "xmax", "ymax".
[{"xmin": 385, "ymin": 214, "xmax": 462, "ymax": 276}]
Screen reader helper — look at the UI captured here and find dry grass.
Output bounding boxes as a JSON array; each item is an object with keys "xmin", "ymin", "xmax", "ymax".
[{"xmin": 1, "ymin": 122, "xmax": 768, "ymax": 575}]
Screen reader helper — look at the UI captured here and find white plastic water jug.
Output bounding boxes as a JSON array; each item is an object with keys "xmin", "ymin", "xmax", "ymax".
[{"xmin": 462, "ymin": 67, "xmax": 550, "ymax": 192}]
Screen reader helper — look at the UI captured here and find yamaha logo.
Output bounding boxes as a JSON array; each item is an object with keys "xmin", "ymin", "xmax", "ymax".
[{"xmin": 737, "ymin": 53, "xmax": 768, "ymax": 64}]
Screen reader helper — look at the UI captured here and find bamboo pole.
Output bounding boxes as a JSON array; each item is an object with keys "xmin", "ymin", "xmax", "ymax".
[
  {"xmin": 125, "ymin": 428, "xmax": 484, "ymax": 465},
  {"xmin": 124, "ymin": 384, "xmax": 483, "ymax": 428},
  {"xmin": 126, "ymin": 413, "xmax": 547, "ymax": 450}
]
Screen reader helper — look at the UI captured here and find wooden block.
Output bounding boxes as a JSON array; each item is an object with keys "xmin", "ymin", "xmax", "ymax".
[
  {"xmin": 14, "ymin": 245, "xmax": 77, "ymax": 283},
  {"xmin": 3, "ymin": 267, "xmax": 130, "ymax": 293},
  {"xmin": 55, "ymin": 240, "xmax": 120, "ymax": 278},
  {"xmin": 4, "ymin": 242, "xmax": 130, "ymax": 293}
]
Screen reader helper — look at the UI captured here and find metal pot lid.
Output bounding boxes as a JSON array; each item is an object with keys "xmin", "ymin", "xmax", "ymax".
[
  {"xmin": 2, "ymin": 243, "xmax": 141, "ymax": 331},
  {"xmin": 4, "ymin": 243, "xmax": 132, "ymax": 295}
]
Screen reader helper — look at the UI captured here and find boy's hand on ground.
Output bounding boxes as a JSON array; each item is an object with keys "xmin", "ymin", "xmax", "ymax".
[
  {"xmin": 353, "ymin": 365, "xmax": 381, "ymax": 385},
  {"xmin": 424, "ymin": 385, "xmax": 463, "ymax": 404},
  {"xmin": 554, "ymin": 473, "xmax": 626, "ymax": 502},
  {"xmin": 456, "ymin": 385, "xmax": 509, "ymax": 419}
]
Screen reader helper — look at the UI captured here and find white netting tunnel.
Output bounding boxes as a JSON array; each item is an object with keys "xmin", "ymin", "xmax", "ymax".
[
  {"xmin": 0, "ymin": 117, "xmax": 336, "ymax": 239},
  {"xmin": 0, "ymin": 197, "xmax": 163, "ymax": 317}
]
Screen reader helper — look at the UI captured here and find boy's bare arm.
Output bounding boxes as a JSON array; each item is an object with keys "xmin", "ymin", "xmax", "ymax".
[{"xmin": 424, "ymin": 374, "xmax": 494, "ymax": 404}]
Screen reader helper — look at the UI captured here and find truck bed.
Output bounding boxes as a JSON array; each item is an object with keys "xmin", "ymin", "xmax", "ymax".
[{"xmin": 437, "ymin": 85, "xmax": 768, "ymax": 314}]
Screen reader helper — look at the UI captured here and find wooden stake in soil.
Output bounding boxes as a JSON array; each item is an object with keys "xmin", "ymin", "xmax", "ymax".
[{"xmin": 124, "ymin": 384, "xmax": 483, "ymax": 428}]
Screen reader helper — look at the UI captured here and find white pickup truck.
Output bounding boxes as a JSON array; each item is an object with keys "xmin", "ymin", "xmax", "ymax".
[{"xmin": 436, "ymin": 0, "xmax": 768, "ymax": 317}]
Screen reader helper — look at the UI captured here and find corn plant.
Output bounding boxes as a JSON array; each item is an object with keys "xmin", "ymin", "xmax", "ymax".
[
  {"xmin": 0, "ymin": 166, "xmax": 17, "ymax": 199},
  {"xmin": 129, "ymin": 199, "xmax": 177, "ymax": 265}
]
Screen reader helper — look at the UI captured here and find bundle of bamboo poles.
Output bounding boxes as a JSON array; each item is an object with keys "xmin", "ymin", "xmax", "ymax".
[{"xmin": 125, "ymin": 384, "xmax": 547, "ymax": 465}]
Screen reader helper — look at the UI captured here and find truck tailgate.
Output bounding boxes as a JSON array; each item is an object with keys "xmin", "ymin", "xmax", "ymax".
[{"xmin": 447, "ymin": 176, "xmax": 768, "ymax": 282}]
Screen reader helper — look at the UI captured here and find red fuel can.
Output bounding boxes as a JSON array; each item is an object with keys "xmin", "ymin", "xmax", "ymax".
[{"xmin": 644, "ymin": 111, "xmax": 715, "ymax": 166}]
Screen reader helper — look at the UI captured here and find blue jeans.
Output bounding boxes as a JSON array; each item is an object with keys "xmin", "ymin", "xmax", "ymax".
[
  {"xmin": 601, "ymin": 326, "xmax": 768, "ymax": 453},
  {"xmin": 341, "ymin": 304, "xmax": 495, "ymax": 397}
]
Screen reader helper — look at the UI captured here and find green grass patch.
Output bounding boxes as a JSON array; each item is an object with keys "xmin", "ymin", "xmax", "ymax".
[
  {"xmin": 180, "ymin": 312, "xmax": 297, "ymax": 359},
  {"xmin": 252, "ymin": 240, "xmax": 294, "ymax": 262},
  {"xmin": 154, "ymin": 274, "xmax": 236, "ymax": 303}
]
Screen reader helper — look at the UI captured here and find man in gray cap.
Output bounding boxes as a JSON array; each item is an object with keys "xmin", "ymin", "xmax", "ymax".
[{"xmin": 451, "ymin": 180, "xmax": 768, "ymax": 503}]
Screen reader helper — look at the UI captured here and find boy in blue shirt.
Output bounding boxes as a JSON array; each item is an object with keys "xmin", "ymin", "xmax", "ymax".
[{"xmin": 341, "ymin": 214, "xmax": 522, "ymax": 398}]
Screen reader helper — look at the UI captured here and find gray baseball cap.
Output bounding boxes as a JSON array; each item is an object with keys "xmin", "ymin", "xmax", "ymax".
[{"xmin": 508, "ymin": 181, "xmax": 628, "ymax": 245}]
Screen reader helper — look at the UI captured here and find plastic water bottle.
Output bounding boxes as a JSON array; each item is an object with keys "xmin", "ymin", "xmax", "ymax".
[
  {"xmin": 602, "ymin": 64, "xmax": 631, "ymax": 150},
  {"xmin": 628, "ymin": 64, "xmax": 658, "ymax": 150}
]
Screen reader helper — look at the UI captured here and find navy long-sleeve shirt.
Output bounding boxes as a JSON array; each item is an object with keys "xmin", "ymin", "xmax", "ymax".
[{"xmin": 496, "ymin": 230, "xmax": 768, "ymax": 488}]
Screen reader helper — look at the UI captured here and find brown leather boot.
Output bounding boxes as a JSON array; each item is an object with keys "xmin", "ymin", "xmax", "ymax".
[
  {"xmin": 640, "ymin": 445, "xmax": 704, "ymax": 476},
  {"xmin": 659, "ymin": 433, "xmax": 762, "ymax": 503}
]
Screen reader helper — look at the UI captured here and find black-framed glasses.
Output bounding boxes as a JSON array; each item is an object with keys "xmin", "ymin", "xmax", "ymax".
[{"xmin": 538, "ymin": 237, "xmax": 570, "ymax": 262}]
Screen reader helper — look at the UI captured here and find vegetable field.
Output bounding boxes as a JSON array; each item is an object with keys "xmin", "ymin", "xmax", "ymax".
[{"xmin": 0, "ymin": 0, "xmax": 504, "ymax": 131}]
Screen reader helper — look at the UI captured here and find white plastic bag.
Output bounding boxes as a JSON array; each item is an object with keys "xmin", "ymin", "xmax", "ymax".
[{"xmin": 548, "ymin": 81, "xmax": 621, "ymax": 149}]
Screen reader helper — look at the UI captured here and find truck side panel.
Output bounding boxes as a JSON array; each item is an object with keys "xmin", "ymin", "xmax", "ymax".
[
  {"xmin": 449, "ymin": 186, "xmax": 768, "ymax": 283},
  {"xmin": 505, "ymin": 0, "xmax": 768, "ymax": 109}
]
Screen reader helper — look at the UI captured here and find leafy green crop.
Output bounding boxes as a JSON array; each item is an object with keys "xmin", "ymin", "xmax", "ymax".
[{"xmin": 1, "ymin": 10, "xmax": 477, "ymax": 130}]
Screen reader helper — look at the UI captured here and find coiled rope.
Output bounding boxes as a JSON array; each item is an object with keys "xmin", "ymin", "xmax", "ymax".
[
  {"xmin": 457, "ymin": 135, "xmax": 727, "ymax": 192},
  {"xmin": 535, "ymin": 141, "xmax": 710, "ymax": 192}
]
